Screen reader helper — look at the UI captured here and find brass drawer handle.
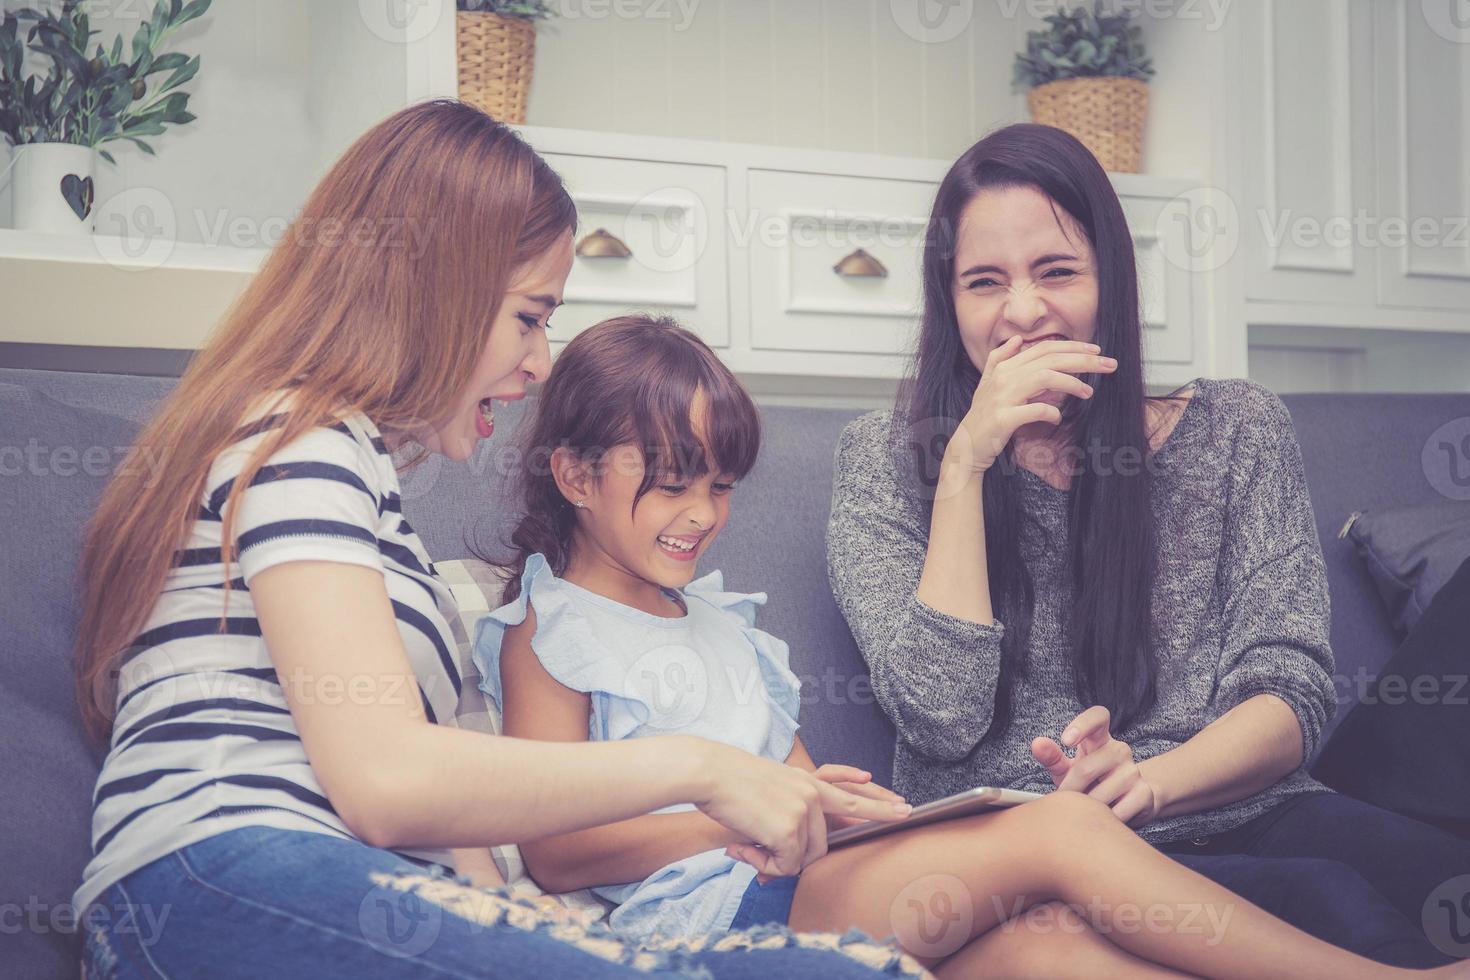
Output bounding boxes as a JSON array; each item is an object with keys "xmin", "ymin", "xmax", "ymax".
[
  {"xmin": 575, "ymin": 228, "xmax": 632, "ymax": 259},
  {"xmin": 833, "ymin": 248, "xmax": 887, "ymax": 278}
]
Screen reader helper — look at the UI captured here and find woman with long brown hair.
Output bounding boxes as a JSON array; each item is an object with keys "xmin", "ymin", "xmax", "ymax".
[{"xmin": 69, "ymin": 100, "xmax": 918, "ymax": 979}]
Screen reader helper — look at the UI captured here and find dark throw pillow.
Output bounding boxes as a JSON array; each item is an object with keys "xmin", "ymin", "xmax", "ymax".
[
  {"xmin": 1312, "ymin": 555, "xmax": 1470, "ymax": 840},
  {"xmin": 1344, "ymin": 500, "xmax": 1470, "ymax": 638}
]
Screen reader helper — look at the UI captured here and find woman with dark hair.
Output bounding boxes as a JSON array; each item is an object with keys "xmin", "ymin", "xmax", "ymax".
[{"xmin": 827, "ymin": 123, "xmax": 1470, "ymax": 968}]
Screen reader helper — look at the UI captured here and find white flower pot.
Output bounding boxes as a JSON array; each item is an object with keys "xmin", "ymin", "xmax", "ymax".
[{"xmin": 11, "ymin": 142, "xmax": 97, "ymax": 235}]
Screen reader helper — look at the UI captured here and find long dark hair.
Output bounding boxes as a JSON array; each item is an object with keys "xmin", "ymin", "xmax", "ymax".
[
  {"xmin": 896, "ymin": 123, "xmax": 1164, "ymax": 741},
  {"xmin": 498, "ymin": 314, "xmax": 762, "ymax": 603}
]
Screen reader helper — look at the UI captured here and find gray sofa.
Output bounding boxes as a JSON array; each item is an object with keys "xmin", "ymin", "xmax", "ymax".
[{"xmin": 5, "ymin": 364, "xmax": 1468, "ymax": 979}]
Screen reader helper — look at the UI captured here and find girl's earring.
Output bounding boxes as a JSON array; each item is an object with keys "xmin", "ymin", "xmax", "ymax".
[{"xmin": 573, "ymin": 500, "xmax": 586, "ymax": 509}]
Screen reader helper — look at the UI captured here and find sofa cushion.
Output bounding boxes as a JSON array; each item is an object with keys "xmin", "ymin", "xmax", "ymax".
[
  {"xmin": 1278, "ymin": 391, "xmax": 1470, "ymax": 745},
  {"xmin": 1345, "ymin": 499, "xmax": 1470, "ymax": 638},
  {"xmin": 0, "ymin": 384, "xmax": 144, "ymax": 978}
]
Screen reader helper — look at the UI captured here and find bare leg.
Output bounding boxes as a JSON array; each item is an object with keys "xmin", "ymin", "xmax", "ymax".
[
  {"xmin": 935, "ymin": 901, "xmax": 1196, "ymax": 980},
  {"xmin": 789, "ymin": 792, "xmax": 1458, "ymax": 978}
]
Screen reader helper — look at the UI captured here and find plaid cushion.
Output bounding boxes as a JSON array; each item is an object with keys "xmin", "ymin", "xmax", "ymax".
[{"xmin": 437, "ymin": 558, "xmax": 612, "ymax": 920}]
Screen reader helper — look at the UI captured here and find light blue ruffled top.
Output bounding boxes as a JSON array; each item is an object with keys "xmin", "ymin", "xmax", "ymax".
[{"xmin": 471, "ymin": 552, "xmax": 802, "ymax": 943}]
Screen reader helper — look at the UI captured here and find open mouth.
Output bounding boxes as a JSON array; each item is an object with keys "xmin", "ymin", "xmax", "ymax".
[
  {"xmin": 475, "ymin": 392, "xmax": 525, "ymax": 439},
  {"xmin": 656, "ymin": 533, "xmax": 703, "ymax": 561}
]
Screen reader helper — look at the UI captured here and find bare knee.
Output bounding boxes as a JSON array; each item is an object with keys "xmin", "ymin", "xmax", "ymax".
[
  {"xmin": 1035, "ymin": 791, "xmax": 1122, "ymax": 839},
  {"xmin": 1001, "ymin": 792, "xmax": 1121, "ymax": 875},
  {"xmin": 1034, "ymin": 789, "xmax": 1112, "ymax": 821}
]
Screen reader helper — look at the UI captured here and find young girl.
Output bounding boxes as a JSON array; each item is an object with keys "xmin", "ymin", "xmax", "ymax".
[{"xmin": 474, "ymin": 314, "xmax": 1467, "ymax": 979}]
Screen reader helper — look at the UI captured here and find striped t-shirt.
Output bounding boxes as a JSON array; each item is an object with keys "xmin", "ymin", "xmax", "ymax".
[{"xmin": 73, "ymin": 407, "xmax": 466, "ymax": 913}]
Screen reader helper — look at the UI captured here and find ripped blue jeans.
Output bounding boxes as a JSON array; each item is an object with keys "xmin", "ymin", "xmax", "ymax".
[{"xmin": 80, "ymin": 826, "xmax": 922, "ymax": 980}]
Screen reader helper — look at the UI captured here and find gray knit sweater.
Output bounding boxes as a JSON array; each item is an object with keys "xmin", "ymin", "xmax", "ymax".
[{"xmin": 826, "ymin": 377, "xmax": 1337, "ymax": 845}]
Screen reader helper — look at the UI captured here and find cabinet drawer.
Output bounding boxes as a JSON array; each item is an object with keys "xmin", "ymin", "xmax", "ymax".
[
  {"xmin": 541, "ymin": 153, "xmax": 729, "ymax": 347},
  {"xmin": 746, "ymin": 169, "xmax": 937, "ymax": 355},
  {"xmin": 745, "ymin": 170, "xmax": 1193, "ymax": 366}
]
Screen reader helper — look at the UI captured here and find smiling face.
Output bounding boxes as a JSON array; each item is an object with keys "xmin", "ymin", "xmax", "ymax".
[
  {"xmin": 554, "ymin": 390, "xmax": 737, "ymax": 609},
  {"xmin": 425, "ymin": 231, "xmax": 574, "ymax": 461},
  {"xmin": 951, "ymin": 185, "xmax": 1100, "ymax": 409}
]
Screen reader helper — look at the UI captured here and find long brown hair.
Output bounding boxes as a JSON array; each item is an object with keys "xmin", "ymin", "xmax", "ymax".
[
  {"xmin": 496, "ymin": 314, "xmax": 761, "ymax": 604},
  {"xmin": 75, "ymin": 99, "xmax": 576, "ymax": 744}
]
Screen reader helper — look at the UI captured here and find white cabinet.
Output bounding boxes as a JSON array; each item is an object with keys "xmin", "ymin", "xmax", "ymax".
[
  {"xmin": 1, "ymin": 111, "xmax": 1217, "ymax": 387},
  {"xmin": 1372, "ymin": 0, "xmax": 1470, "ymax": 313},
  {"xmin": 1238, "ymin": 0, "xmax": 1378, "ymax": 308},
  {"xmin": 1237, "ymin": 0, "xmax": 1470, "ymax": 322},
  {"xmin": 1, "ymin": 122, "xmax": 1216, "ymax": 385},
  {"xmin": 539, "ymin": 153, "xmax": 730, "ymax": 347},
  {"xmin": 520, "ymin": 128, "xmax": 1218, "ymax": 387}
]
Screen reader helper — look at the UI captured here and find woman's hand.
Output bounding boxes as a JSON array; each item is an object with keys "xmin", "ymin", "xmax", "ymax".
[
  {"xmin": 811, "ymin": 764, "xmax": 907, "ymax": 831},
  {"xmin": 689, "ymin": 741, "xmax": 912, "ymax": 879},
  {"xmin": 1030, "ymin": 706, "xmax": 1160, "ymax": 827},
  {"xmin": 947, "ymin": 337, "xmax": 1118, "ymax": 473}
]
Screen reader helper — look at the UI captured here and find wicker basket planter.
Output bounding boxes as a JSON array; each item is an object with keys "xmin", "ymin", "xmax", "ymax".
[
  {"xmin": 457, "ymin": 10, "xmax": 537, "ymax": 124},
  {"xmin": 1026, "ymin": 76, "xmax": 1148, "ymax": 173}
]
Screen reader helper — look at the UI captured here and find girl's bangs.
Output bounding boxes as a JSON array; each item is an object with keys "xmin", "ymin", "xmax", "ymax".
[{"xmin": 634, "ymin": 364, "xmax": 760, "ymax": 485}]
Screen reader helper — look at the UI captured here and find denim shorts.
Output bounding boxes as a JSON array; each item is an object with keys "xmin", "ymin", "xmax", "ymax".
[{"xmin": 727, "ymin": 876, "xmax": 800, "ymax": 931}]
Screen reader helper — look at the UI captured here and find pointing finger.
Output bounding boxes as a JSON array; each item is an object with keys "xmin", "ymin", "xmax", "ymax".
[{"xmin": 1062, "ymin": 705, "xmax": 1112, "ymax": 753}]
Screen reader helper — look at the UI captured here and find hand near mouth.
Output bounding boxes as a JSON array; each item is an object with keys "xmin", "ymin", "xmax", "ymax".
[{"xmin": 947, "ymin": 336, "xmax": 1119, "ymax": 474}]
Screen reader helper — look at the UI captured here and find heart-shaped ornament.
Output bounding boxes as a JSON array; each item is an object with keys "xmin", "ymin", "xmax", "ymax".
[{"xmin": 60, "ymin": 173, "xmax": 95, "ymax": 220}]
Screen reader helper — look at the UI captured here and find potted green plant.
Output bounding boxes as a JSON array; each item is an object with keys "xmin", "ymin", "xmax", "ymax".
[
  {"xmin": 1013, "ymin": 1, "xmax": 1155, "ymax": 173},
  {"xmin": 456, "ymin": 0, "xmax": 556, "ymax": 125},
  {"xmin": 0, "ymin": 0, "xmax": 210, "ymax": 235}
]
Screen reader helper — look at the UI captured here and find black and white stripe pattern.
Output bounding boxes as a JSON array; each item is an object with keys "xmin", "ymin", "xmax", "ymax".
[{"xmin": 74, "ymin": 409, "xmax": 466, "ymax": 913}]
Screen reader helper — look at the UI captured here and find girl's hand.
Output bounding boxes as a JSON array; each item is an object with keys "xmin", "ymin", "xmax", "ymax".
[
  {"xmin": 1030, "ymin": 705, "xmax": 1160, "ymax": 828},
  {"xmin": 811, "ymin": 764, "xmax": 907, "ymax": 830},
  {"xmin": 690, "ymin": 742, "xmax": 912, "ymax": 879},
  {"xmin": 948, "ymin": 337, "xmax": 1118, "ymax": 474}
]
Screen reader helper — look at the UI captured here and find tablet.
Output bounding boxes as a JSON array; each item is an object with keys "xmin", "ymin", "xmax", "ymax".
[{"xmin": 827, "ymin": 786, "xmax": 1045, "ymax": 848}]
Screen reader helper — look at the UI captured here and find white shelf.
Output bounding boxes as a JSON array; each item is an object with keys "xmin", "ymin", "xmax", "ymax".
[
  {"xmin": 0, "ymin": 228, "xmax": 267, "ymax": 274},
  {"xmin": 1246, "ymin": 300, "xmax": 1470, "ymax": 335},
  {"xmin": 1, "ymin": 116, "xmax": 1211, "ymax": 367},
  {"xmin": 0, "ymin": 227, "xmax": 258, "ymax": 350}
]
